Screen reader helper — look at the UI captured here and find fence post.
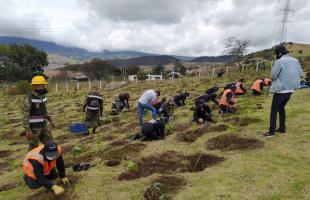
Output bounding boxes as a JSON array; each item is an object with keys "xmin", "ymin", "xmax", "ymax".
[
  {"xmin": 226, "ymin": 66, "xmax": 229, "ymax": 74},
  {"xmin": 99, "ymin": 78, "xmax": 102, "ymax": 90},
  {"xmin": 66, "ymin": 82, "xmax": 69, "ymax": 93},
  {"xmin": 88, "ymin": 80, "xmax": 91, "ymax": 90},
  {"xmin": 256, "ymin": 61, "xmax": 259, "ymax": 71},
  {"xmin": 212, "ymin": 67, "xmax": 215, "ymax": 76},
  {"xmin": 55, "ymin": 83, "xmax": 58, "ymax": 94},
  {"xmin": 242, "ymin": 64, "xmax": 245, "ymax": 72},
  {"xmin": 77, "ymin": 81, "xmax": 80, "ymax": 91}
]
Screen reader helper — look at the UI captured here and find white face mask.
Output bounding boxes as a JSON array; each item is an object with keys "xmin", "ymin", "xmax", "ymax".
[{"xmin": 46, "ymin": 155, "xmax": 57, "ymax": 161}]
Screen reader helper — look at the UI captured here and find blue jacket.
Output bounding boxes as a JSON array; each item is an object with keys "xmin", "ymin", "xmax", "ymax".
[{"xmin": 270, "ymin": 55, "xmax": 303, "ymax": 93}]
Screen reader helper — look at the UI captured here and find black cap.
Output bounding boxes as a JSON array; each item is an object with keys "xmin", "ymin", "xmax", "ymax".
[{"xmin": 43, "ymin": 142, "xmax": 59, "ymax": 158}]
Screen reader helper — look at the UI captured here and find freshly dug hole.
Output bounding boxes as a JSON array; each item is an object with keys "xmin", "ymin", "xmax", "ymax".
[
  {"xmin": 144, "ymin": 175, "xmax": 187, "ymax": 200},
  {"xmin": 206, "ymin": 134, "xmax": 264, "ymax": 151},
  {"xmin": 118, "ymin": 150, "xmax": 225, "ymax": 180}
]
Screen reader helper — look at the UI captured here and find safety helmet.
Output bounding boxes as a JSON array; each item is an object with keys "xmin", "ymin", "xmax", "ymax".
[{"xmin": 31, "ymin": 76, "xmax": 48, "ymax": 85}]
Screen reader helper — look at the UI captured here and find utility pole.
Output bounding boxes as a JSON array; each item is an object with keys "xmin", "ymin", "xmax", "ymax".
[{"xmin": 277, "ymin": 0, "xmax": 294, "ymax": 43}]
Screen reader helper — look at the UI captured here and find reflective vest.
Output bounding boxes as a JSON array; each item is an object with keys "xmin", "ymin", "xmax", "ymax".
[
  {"xmin": 219, "ymin": 89, "xmax": 235, "ymax": 108},
  {"xmin": 251, "ymin": 79, "xmax": 263, "ymax": 93},
  {"xmin": 235, "ymin": 82, "xmax": 245, "ymax": 94},
  {"xmin": 23, "ymin": 145, "xmax": 62, "ymax": 180},
  {"xmin": 264, "ymin": 78, "xmax": 272, "ymax": 86},
  {"xmin": 29, "ymin": 93, "xmax": 48, "ymax": 128},
  {"xmin": 86, "ymin": 93, "xmax": 103, "ymax": 112}
]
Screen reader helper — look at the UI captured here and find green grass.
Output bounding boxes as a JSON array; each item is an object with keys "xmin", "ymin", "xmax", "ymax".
[{"xmin": 0, "ymin": 71, "xmax": 309, "ymax": 200}]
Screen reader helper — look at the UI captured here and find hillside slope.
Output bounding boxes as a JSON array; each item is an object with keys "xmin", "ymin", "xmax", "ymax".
[{"xmin": 0, "ymin": 71, "xmax": 309, "ymax": 200}]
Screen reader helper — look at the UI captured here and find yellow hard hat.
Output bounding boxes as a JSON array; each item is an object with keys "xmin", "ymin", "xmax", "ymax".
[{"xmin": 31, "ymin": 76, "xmax": 48, "ymax": 85}]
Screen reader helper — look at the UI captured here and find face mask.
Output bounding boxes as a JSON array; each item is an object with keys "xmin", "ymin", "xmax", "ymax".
[
  {"xmin": 35, "ymin": 88, "xmax": 48, "ymax": 95},
  {"xmin": 46, "ymin": 155, "xmax": 57, "ymax": 161}
]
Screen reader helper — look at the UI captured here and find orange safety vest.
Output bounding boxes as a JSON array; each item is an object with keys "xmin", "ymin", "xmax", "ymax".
[
  {"xmin": 251, "ymin": 79, "xmax": 263, "ymax": 93},
  {"xmin": 219, "ymin": 89, "xmax": 235, "ymax": 108},
  {"xmin": 264, "ymin": 78, "xmax": 272, "ymax": 86},
  {"xmin": 235, "ymin": 82, "xmax": 245, "ymax": 94},
  {"xmin": 23, "ymin": 145, "xmax": 62, "ymax": 180}
]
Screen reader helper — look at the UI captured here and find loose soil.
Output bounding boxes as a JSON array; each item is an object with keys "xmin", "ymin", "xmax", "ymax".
[
  {"xmin": 0, "ymin": 150, "xmax": 12, "ymax": 158},
  {"xmin": 25, "ymin": 174, "xmax": 80, "ymax": 200},
  {"xmin": 1, "ymin": 130, "xmax": 17, "ymax": 140},
  {"xmin": 118, "ymin": 150, "xmax": 225, "ymax": 180},
  {"xmin": 143, "ymin": 175, "xmax": 187, "ymax": 200},
  {"xmin": 176, "ymin": 127, "xmax": 207, "ymax": 143},
  {"xmin": 206, "ymin": 134, "xmax": 264, "ymax": 151},
  {"xmin": 105, "ymin": 159, "xmax": 121, "ymax": 167},
  {"xmin": 0, "ymin": 181, "xmax": 22, "ymax": 192}
]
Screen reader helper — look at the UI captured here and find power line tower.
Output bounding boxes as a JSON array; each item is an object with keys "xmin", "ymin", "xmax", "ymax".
[{"xmin": 277, "ymin": 0, "xmax": 294, "ymax": 44}]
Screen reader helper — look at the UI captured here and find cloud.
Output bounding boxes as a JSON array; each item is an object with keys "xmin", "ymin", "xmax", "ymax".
[{"xmin": 0, "ymin": 0, "xmax": 308, "ymax": 56}]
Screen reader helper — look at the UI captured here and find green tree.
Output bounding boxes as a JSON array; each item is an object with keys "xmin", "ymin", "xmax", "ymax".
[
  {"xmin": 173, "ymin": 62, "xmax": 187, "ymax": 76},
  {"xmin": 152, "ymin": 65, "xmax": 165, "ymax": 75}
]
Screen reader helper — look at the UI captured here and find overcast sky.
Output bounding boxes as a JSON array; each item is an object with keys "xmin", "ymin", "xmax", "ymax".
[{"xmin": 0, "ymin": 0, "xmax": 309, "ymax": 56}]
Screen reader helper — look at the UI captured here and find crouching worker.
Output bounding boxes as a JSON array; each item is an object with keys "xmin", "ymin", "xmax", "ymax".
[
  {"xmin": 219, "ymin": 84, "xmax": 237, "ymax": 114},
  {"xmin": 132, "ymin": 118, "xmax": 168, "ymax": 141},
  {"xmin": 154, "ymin": 98, "xmax": 175, "ymax": 119},
  {"xmin": 206, "ymin": 86, "xmax": 219, "ymax": 95},
  {"xmin": 174, "ymin": 91, "xmax": 190, "ymax": 107},
  {"xmin": 83, "ymin": 87, "xmax": 103, "ymax": 134},
  {"xmin": 111, "ymin": 92, "xmax": 130, "ymax": 115},
  {"xmin": 193, "ymin": 99, "xmax": 212, "ymax": 123},
  {"xmin": 23, "ymin": 142, "xmax": 69, "ymax": 196},
  {"xmin": 251, "ymin": 78, "xmax": 271, "ymax": 96},
  {"xmin": 235, "ymin": 79, "xmax": 247, "ymax": 95}
]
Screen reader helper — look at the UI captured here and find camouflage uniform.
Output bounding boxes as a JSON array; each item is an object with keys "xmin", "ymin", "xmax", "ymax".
[
  {"xmin": 83, "ymin": 91, "xmax": 103, "ymax": 133},
  {"xmin": 22, "ymin": 92, "xmax": 53, "ymax": 151}
]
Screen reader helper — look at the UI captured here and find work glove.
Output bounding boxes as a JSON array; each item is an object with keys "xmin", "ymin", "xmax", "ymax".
[
  {"xmin": 51, "ymin": 185, "xmax": 65, "ymax": 195},
  {"xmin": 61, "ymin": 177, "xmax": 69, "ymax": 185}
]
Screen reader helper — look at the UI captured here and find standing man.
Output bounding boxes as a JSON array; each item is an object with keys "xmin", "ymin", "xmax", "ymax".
[
  {"xmin": 138, "ymin": 90, "xmax": 160, "ymax": 126},
  {"xmin": 22, "ymin": 76, "xmax": 55, "ymax": 151},
  {"xmin": 83, "ymin": 86, "xmax": 103, "ymax": 134},
  {"xmin": 264, "ymin": 45, "xmax": 303, "ymax": 137}
]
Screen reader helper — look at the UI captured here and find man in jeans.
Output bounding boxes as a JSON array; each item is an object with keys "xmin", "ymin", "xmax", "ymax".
[
  {"xmin": 264, "ymin": 45, "xmax": 303, "ymax": 137},
  {"xmin": 138, "ymin": 90, "xmax": 160, "ymax": 127}
]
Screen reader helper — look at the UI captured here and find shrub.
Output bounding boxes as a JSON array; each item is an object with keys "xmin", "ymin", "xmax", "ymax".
[{"xmin": 16, "ymin": 80, "xmax": 32, "ymax": 94}]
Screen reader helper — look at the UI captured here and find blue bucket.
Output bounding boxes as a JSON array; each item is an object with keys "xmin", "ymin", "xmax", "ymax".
[{"xmin": 69, "ymin": 123, "xmax": 88, "ymax": 134}]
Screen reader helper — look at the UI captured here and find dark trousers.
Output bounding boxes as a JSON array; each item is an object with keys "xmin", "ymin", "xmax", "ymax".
[
  {"xmin": 23, "ymin": 168, "xmax": 58, "ymax": 189},
  {"xmin": 269, "ymin": 93, "xmax": 292, "ymax": 133},
  {"xmin": 220, "ymin": 105, "xmax": 236, "ymax": 114},
  {"xmin": 252, "ymin": 90, "xmax": 262, "ymax": 96}
]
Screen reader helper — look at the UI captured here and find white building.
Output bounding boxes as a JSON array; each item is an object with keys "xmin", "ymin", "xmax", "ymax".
[
  {"xmin": 146, "ymin": 74, "xmax": 163, "ymax": 81},
  {"xmin": 128, "ymin": 75, "xmax": 138, "ymax": 81}
]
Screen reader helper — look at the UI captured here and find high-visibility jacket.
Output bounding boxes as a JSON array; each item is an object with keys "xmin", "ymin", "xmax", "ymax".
[
  {"xmin": 264, "ymin": 78, "xmax": 272, "ymax": 86},
  {"xmin": 23, "ymin": 145, "xmax": 62, "ymax": 180},
  {"xmin": 235, "ymin": 82, "xmax": 245, "ymax": 94},
  {"xmin": 251, "ymin": 79, "xmax": 264, "ymax": 93},
  {"xmin": 219, "ymin": 89, "xmax": 235, "ymax": 108}
]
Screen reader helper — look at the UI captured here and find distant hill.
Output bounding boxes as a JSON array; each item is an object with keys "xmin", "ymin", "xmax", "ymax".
[
  {"xmin": 107, "ymin": 55, "xmax": 180, "ymax": 68},
  {"xmin": 190, "ymin": 55, "xmax": 233, "ymax": 63},
  {"xmin": 0, "ymin": 36, "xmax": 153, "ymax": 60}
]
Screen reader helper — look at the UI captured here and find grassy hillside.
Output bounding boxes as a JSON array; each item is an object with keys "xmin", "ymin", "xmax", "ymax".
[{"xmin": 0, "ymin": 70, "xmax": 309, "ymax": 200}]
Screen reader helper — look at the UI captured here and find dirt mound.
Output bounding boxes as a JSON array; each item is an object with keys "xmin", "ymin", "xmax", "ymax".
[
  {"xmin": 25, "ymin": 174, "xmax": 80, "ymax": 200},
  {"xmin": 118, "ymin": 151, "xmax": 225, "ymax": 180},
  {"xmin": 102, "ymin": 143, "xmax": 146, "ymax": 160},
  {"xmin": 0, "ymin": 181, "xmax": 22, "ymax": 192},
  {"xmin": 176, "ymin": 128, "xmax": 207, "ymax": 143},
  {"xmin": 144, "ymin": 175, "xmax": 187, "ymax": 200},
  {"xmin": 61, "ymin": 145, "xmax": 75, "ymax": 154},
  {"xmin": 1, "ymin": 130, "xmax": 17, "ymax": 140},
  {"xmin": 0, "ymin": 150, "xmax": 12, "ymax": 158},
  {"xmin": 206, "ymin": 134, "xmax": 264, "ymax": 151},
  {"xmin": 105, "ymin": 159, "xmax": 121, "ymax": 167},
  {"xmin": 65, "ymin": 153, "xmax": 95, "ymax": 168},
  {"xmin": 185, "ymin": 153, "xmax": 225, "ymax": 172},
  {"xmin": 109, "ymin": 140, "xmax": 129, "ymax": 147},
  {"xmin": 238, "ymin": 117, "xmax": 262, "ymax": 127},
  {"xmin": 206, "ymin": 124, "xmax": 228, "ymax": 132}
]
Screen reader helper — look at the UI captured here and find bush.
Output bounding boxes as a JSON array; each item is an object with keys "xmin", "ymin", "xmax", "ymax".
[{"xmin": 16, "ymin": 80, "xmax": 32, "ymax": 94}]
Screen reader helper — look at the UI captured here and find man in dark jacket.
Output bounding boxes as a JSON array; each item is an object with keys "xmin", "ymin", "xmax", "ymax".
[
  {"xmin": 193, "ymin": 99, "xmax": 212, "ymax": 123},
  {"xmin": 174, "ymin": 92, "xmax": 190, "ymax": 107}
]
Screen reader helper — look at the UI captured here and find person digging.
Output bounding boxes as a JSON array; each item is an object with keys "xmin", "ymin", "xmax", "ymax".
[{"xmin": 23, "ymin": 142, "xmax": 69, "ymax": 196}]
